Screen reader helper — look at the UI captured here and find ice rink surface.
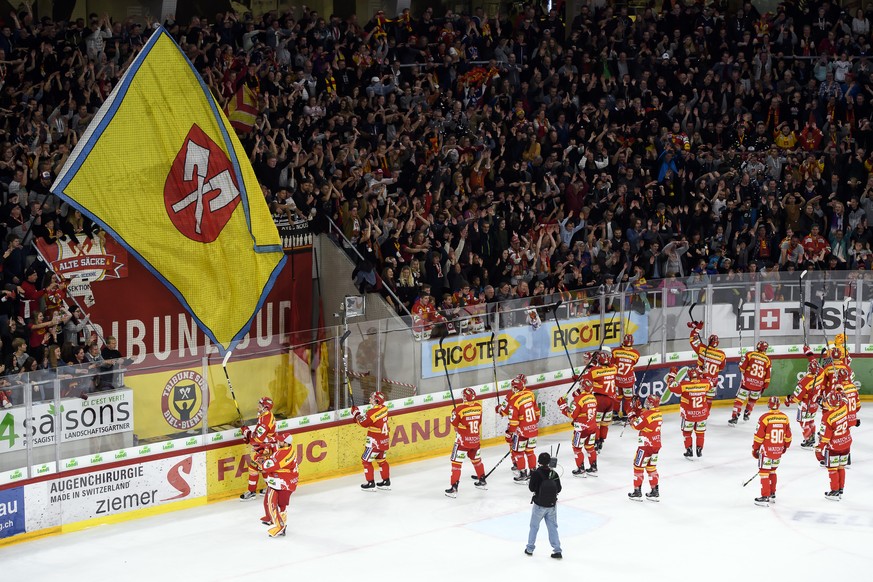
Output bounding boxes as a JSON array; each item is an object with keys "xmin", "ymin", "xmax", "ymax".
[{"xmin": 3, "ymin": 405, "xmax": 871, "ymax": 581}]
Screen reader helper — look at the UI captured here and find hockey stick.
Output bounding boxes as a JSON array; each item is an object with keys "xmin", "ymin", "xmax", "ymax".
[
  {"xmin": 489, "ymin": 329, "xmax": 505, "ymax": 408},
  {"xmin": 621, "ymin": 356, "xmax": 655, "ymax": 437},
  {"xmin": 799, "ymin": 270, "xmax": 809, "ymax": 347},
  {"xmin": 339, "ymin": 330, "xmax": 354, "ymax": 406},
  {"xmin": 742, "ymin": 471, "xmax": 758, "ymax": 487},
  {"xmin": 736, "ymin": 298, "xmax": 745, "ymax": 347},
  {"xmin": 483, "ymin": 450, "xmax": 512, "ymax": 480},
  {"xmin": 438, "ymin": 335, "xmax": 458, "ymax": 408},
  {"xmin": 688, "ymin": 302, "xmax": 698, "ymax": 326},
  {"xmin": 551, "ymin": 300, "xmax": 585, "ymax": 396},
  {"xmin": 805, "ymin": 301, "xmax": 830, "ymax": 349},
  {"xmin": 221, "ymin": 350, "xmax": 243, "ymax": 425}
]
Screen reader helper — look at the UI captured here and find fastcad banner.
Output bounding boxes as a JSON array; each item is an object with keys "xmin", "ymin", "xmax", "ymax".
[
  {"xmin": 630, "ymin": 358, "xmax": 811, "ymax": 406},
  {"xmin": 23, "ymin": 453, "xmax": 206, "ymax": 529},
  {"xmin": 700, "ymin": 301, "xmax": 873, "ymax": 338},
  {"xmin": 421, "ymin": 312, "xmax": 648, "ymax": 378},
  {"xmin": 0, "ymin": 391, "xmax": 133, "ymax": 453}
]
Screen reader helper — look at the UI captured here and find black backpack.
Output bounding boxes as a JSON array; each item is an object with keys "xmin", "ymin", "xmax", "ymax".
[{"xmin": 537, "ymin": 470, "xmax": 559, "ymax": 507}]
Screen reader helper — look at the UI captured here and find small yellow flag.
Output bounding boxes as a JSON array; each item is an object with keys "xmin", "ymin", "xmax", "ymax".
[{"xmin": 52, "ymin": 28, "xmax": 285, "ymax": 351}]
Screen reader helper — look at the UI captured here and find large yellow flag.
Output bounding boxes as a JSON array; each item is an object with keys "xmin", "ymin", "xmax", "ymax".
[{"xmin": 52, "ymin": 28, "xmax": 285, "ymax": 351}]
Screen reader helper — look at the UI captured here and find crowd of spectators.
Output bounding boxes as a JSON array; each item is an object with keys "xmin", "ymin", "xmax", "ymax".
[{"xmin": 3, "ymin": 1, "xmax": 873, "ymax": 354}]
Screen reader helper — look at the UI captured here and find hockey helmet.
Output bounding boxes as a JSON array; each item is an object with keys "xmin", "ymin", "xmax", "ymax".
[
  {"xmin": 581, "ymin": 379, "xmax": 594, "ymax": 393},
  {"xmin": 756, "ymin": 340, "xmax": 769, "ymax": 353},
  {"xmin": 824, "ymin": 390, "xmax": 845, "ymax": 410},
  {"xmin": 708, "ymin": 334, "xmax": 719, "ymax": 347},
  {"xmin": 831, "ymin": 346, "xmax": 842, "ymax": 360},
  {"xmin": 767, "ymin": 396, "xmax": 780, "ymax": 410},
  {"xmin": 622, "ymin": 334, "xmax": 634, "ymax": 347},
  {"xmin": 258, "ymin": 396, "xmax": 274, "ymax": 412},
  {"xmin": 686, "ymin": 367, "xmax": 700, "ymax": 380},
  {"xmin": 511, "ymin": 374, "xmax": 527, "ymax": 392},
  {"xmin": 371, "ymin": 391, "xmax": 386, "ymax": 405},
  {"xmin": 462, "ymin": 387, "xmax": 476, "ymax": 402},
  {"xmin": 808, "ymin": 358, "xmax": 821, "ymax": 374},
  {"xmin": 646, "ymin": 394, "xmax": 660, "ymax": 409},
  {"xmin": 599, "ymin": 351, "xmax": 614, "ymax": 366},
  {"xmin": 836, "ymin": 368, "xmax": 851, "ymax": 384},
  {"xmin": 835, "ymin": 333, "xmax": 846, "ymax": 347}
]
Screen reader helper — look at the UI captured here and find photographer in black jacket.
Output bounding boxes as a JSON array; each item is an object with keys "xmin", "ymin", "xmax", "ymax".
[{"xmin": 525, "ymin": 452, "xmax": 562, "ymax": 559}]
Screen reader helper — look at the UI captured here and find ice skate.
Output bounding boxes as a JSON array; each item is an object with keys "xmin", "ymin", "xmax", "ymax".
[
  {"xmin": 473, "ymin": 477, "xmax": 487, "ymax": 490},
  {"xmin": 585, "ymin": 461, "xmax": 598, "ymax": 476},
  {"xmin": 361, "ymin": 480, "xmax": 376, "ymax": 491},
  {"xmin": 696, "ymin": 446, "xmax": 703, "ymax": 458},
  {"xmin": 376, "ymin": 479, "xmax": 391, "ymax": 490},
  {"xmin": 628, "ymin": 487, "xmax": 643, "ymax": 501},
  {"xmin": 824, "ymin": 490, "xmax": 841, "ymax": 501},
  {"xmin": 728, "ymin": 415, "xmax": 738, "ymax": 427},
  {"xmin": 239, "ymin": 491, "xmax": 256, "ymax": 501},
  {"xmin": 444, "ymin": 483, "xmax": 458, "ymax": 498},
  {"xmin": 684, "ymin": 447, "xmax": 693, "ymax": 459},
  {"xmin": 754, "ymin": 496, "xmax": 770, "ymax": 507},
  {"xmin": 645, "ymin": 486, "xmax": 660, "ymax": 502},
  {"xmin": 572, "ymin": 466, "xmax": 587, "ymax": 477},
  {"xmin": 513, "ymin": 469, "xmax": 529, "ymax": 483}
]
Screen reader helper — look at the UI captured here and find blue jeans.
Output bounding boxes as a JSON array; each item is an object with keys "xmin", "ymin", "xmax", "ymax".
[{"xmin": 526, "ymin": 504, "xmax": 561, "ymax": 554}]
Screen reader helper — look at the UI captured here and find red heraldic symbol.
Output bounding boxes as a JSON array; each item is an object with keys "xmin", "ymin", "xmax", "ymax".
[{"xmin": 164, "ymin": 124, "xmax": 242, "ymax": 243}]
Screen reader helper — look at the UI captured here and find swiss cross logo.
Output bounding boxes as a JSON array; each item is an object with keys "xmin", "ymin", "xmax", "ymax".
[
  {"xmin": 164, "ymin": 125, "xmax": 242, "ymax": 243},
  {"xmin": 760, "ymin": 309, "xmax": 780, "ymax": 330}
]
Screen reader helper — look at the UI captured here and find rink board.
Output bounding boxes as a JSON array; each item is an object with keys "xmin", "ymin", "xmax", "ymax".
[{"xmin": 1, "ymin": 352, "xmax": 870, "ymax": 544}]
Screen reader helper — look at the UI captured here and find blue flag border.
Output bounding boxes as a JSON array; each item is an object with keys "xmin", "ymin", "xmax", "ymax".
[{"xmin": 51, "ymin": 26, "xmax": 287, "ymax": 353}]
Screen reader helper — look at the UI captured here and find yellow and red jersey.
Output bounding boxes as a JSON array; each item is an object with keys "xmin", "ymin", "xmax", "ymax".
[
  {"xmin": 753, "ymin": 410, "xmax": 792, "ymax": 458},
  {"xmin": 260, "ymin": 445, "xmax": 299, "ymax": 491},
  {"xmin": 561, "ymin": 391, "xmax": 597, "ymax": 432},
  {"xmin": 820, "ymin": 405, "xmax": 852, "ymax": 453},
  {"xmin": 689, "ymin": 330, "xmax": 726, "ymax": 380},
  {"xmin": 357, "ymin": 403, "xmax": 390, "ymax": 450},
  {"xmin": 841, "ymin": 383, "xmax": 861, "ymax": 425},
  {"xmin": 584, "ymin": 364, "xmax": 618, "ymax": 398},
  {"xmin": 789, "ymin": 371, "xmax": 821, "ymax": 407},
  {"xmin": 508, "ymin": 389, "xmax": 540, "ymax": 438},
  {"xmin": 739, "ymin": 350, "xmax": 771, "ymax": 392},
  {"xmin": 670, "ymin": 378, "xmax": 710, "ymax": 422},
  {"xmin": 451, "ymin": 401, "xmax": 482, "ymax": 449},
  {"xmin": 630, "ymin": 408, "xmax": 662, "ymax": 450},
  {"xmin": 612, "ymin": 347, "xmax": 640, "ymax": 387},
  {"xmin": 250, "ymin": 410, "xmax": 276, "ymax": 447}
]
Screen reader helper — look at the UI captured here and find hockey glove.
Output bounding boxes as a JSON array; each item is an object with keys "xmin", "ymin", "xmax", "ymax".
[
  {"xmin": 857, "ymin": 419, "xmax": 861, "ymax": 427},
  {"xmin": 241, "ymin": 427, "xmax": 252, "ymax": 444},
  {"xmin": 752, "ymin": 448, "xmax": 759, "ymax": 459},
  {"xmin": 557, "ymin": 396, "xmax": 567, "ymax": 407}
]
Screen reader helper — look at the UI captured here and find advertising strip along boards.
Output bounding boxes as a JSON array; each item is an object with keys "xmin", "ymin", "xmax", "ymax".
[
  {"xmin": 421, "ymin": 312, "xmax": 648, "ymax": 378},
  {"xmin": 22, "ymin": 452, "xmax": 206, "ymax": 535}
]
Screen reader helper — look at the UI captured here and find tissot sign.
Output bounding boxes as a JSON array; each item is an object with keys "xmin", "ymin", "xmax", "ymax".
[{"xmin": 707, "ymin": 301, "xmax": 872, "ymax": 337}]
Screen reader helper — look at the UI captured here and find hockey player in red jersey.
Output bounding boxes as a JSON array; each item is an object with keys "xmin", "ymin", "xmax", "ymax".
[
  {"xmin": 784, "ymin": 354, "xmax": 822, "ymax": 449},
  {"xmin": 667, "ymin": 366, "xmax": 710, "ymax": 459},
  {"xmin": 837, "ymin": 370, "xmax": 861, "ymax": 427},
  {"xmin": 730, "ymin": 341, "xmax": 772, "ymax": 425},
  {"xmin": 627, "ymin": 394, "xmax": 663, "ymax": 502},
  {"xmin": 351, "ymin": 391, "xmax": 391, "ymax": 491},
  {"xmin": 612, "ymin": 335, "xmax": 641, "ymax": 421},
  {"xmin": 557, "ymin": 379, "xmax": 598, "ymax": 477},
  {"xmin": 752, "ymin": 397, "xmax": 792, "ymax": 507},
  {"xmin": 498, "ymin": 374, "xmax": 540, "ymax": 483},
  {"xmin": 240, "ymin": 396, "xmax": 277, "ymax": 500},
  {"xmin": 582, "ymin": 351, "xmax": 618, "ymax": 454},
  {"xmin": 817, "ymin": 391, "xmax": 853, "ymax": 500},
  {"xmin": 446, "ymin": 388, "xmax": 487, "ymax": 497},
  {"xmin": 254, "ymin": 435, "xmax": 299, "ymax": 537},
  {"xmin": 687, "ymin": 321, "xmax": 726, "ymax": 409}
]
